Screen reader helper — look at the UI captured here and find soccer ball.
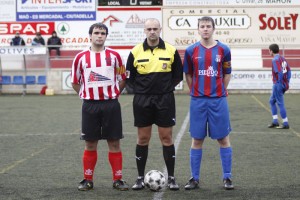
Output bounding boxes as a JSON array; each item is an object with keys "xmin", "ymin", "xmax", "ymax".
[{"xmin": 144, "ymin": 170, "xmax": 166, "ymax": 191}]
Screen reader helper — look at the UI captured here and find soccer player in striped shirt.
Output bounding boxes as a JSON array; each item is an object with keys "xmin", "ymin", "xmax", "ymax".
[
  {"xmin": 183, "ymin": 16, "xmax": 234, "ymax": 190},
  {"xmin": 268, "ymin": 43, "xmax": 291, "ymax": 129},
  {"xmin": 71, "ymin": 23, "xmax": 129, "ymax": 191}
]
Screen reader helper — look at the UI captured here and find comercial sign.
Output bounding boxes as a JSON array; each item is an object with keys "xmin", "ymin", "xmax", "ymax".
[
  {"xmin": 16, "ymin": 0, "xmax": 96, "ymax": 21},
  {"xmin": 162, "ymin": 7, "xmax": 300, "ymax": 49}
]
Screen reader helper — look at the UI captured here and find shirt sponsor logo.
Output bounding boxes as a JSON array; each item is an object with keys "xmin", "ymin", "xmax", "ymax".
[
  {"xmin": 198, "ymin": 66, "xmax": 218, "ymax": 77},
  {"xmin": 88, "ymin": 71, "xmax": 111, "ymax": 82}
]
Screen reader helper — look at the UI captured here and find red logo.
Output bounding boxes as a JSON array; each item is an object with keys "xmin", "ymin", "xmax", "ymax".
[
  {"xmin": 102, "ymin": 15, "xmax": 122, "ymax": 27},
  {"xmin": 259, "ymin": 14, "xmax": 298, "ymax": 30},
  {"xmin": 0, "ymin": 22, "xmax": 55, "ymax": 35}
]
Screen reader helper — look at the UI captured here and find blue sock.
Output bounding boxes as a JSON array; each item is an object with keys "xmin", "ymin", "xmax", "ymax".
[
  {"xmin": 190, "ymin": 148, "xmax": 202, "ymax": 181},
  {"xmin": 278, "ymin": 104, "xmax": 287, "ymax": 119},
  {"xmin": 269, "ymin": 101, "xmax": 278, "ymax": 123},
  {"xmin": 220, "ymin": 147, "xmax": 232, "ymax": 179},
  {"xmin": 283, "ymin": 121, "xmax": 289, "ymax": 126}
]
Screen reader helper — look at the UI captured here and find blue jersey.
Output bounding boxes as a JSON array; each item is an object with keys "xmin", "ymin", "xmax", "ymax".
[
  {"xmin": 183, "ymin": 41, "xmax": 231, "ymax": 97},
  {"xmin": 272, "ymin": 54, "xmax": 291, "ymax": 91}
]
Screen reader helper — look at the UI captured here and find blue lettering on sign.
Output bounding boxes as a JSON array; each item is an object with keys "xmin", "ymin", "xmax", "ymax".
[{"xmin": 17, "ymin": 12, "xmax": 96, "ymax": 21}]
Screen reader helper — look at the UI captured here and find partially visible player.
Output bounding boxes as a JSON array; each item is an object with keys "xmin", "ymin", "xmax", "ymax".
[
  {"xmin": 268, "ymin": 43, "xmax": 291, "ymax": 129},
  {"xmin": 71, "ymin": 22, "xmax": 129, "ymax": 191},
  {"xmin": 183, "ymin": 16, "xmax": 234, "ymax": 190}
]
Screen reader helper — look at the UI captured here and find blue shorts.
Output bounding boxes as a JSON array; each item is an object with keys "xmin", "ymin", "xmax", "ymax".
[
  {"xmin": 269, "ymin": 83, "xmax": 285, "ymax": 106},
  {"xmin": 189, "ymin": 96, "xmax": 231, "ymax": 140}
]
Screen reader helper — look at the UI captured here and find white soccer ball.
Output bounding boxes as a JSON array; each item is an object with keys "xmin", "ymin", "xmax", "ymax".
[{"xmin": 144, "ymin": 170, "xmax": 166, "ymax": 191}]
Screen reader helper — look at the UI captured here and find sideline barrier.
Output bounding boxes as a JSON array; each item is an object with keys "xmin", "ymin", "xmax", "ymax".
[
  {"xmin": 0, "ymin": 46, "xmax": 48, "ymax": 95},
  {"xmin": 1, "ymin": 45, "xmax": 300, "ymax": 94}
]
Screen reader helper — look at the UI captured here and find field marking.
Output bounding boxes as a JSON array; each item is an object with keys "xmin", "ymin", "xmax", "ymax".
[
  {"xmin": 0, "ymin": 132, "xmax": 79, "ymax": 137},
  {"xmin": 0, "ymin": 131, "xmax": 138, "ymax": 137},
  {"xmin": 0, "ymin": 131, "xmax": 293, "ymax": 137},
  {"xmin": 153, "ymin": 111, "xmax": 190, "ymax": 200},
  {"xmin": 0, "ymin": 129, "xmax": 81, "ymax": 174},
  {"xmin": 251, "ymin": 94, "xmax": 271, "ymax": 112},
  {"xmin": 251, "ymin": 95, "xmax": 300, "ymax": 138},
  {"xmin": 0, "ymin": 147, "xmax": 48, "ymax": 174},
  {"xmin": 231, "ymin": 131, "xmax": 293, "ymax": 135}
]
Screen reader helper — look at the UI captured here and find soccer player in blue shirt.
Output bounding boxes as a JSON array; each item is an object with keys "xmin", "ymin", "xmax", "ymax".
[
  {"xmin": 268, "ymin": 43, "xmax": 291, "ymax": 129},
  {"xmin": 183, "ymin": 16, "xmax": 234, "ymax": 190}
]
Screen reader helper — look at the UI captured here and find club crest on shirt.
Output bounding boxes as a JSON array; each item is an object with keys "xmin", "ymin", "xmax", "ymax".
[
  {"xmin": 162, "ymin": 63, "xmax": 167, "ymax": 70},
  {"xmin": 215, "ymin": 54, "xmax": 221, "ymax": 62}
]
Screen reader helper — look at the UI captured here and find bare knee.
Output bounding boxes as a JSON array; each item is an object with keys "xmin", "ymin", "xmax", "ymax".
[
  {"xmin": 158, "ymin": 127, "xmax": 173, "ymax": 146},
  {"xmin": 137, "ymin": 126, "xmax": 152, "ymax": 146},
  {"xmin": 217, "ymin": 136, "xmax": 231, "ymax": 148},
  {"xmin": 107, "ymin": 139, "xmax": 121, "ymax": 152},
  {"xmin": 191, "ymin": 138, "xmax": 204, "ymax": 149},
  {"xmin": 85, "ymin": 140, "xmax": 98, "ymax": 151}
]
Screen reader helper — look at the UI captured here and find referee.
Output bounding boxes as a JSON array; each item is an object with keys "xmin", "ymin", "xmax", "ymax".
[
  {"xmin": 126, "ymin": 18, "xmax": 183, "ymax": 191},
  {"xmin": 71, "ymin": 23, "xmax": 129, "ymax": 191}
]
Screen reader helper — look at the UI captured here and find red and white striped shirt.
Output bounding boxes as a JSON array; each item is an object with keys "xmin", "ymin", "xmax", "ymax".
[{"xmin": 71, "ymin": 47, "xmax": 126, "ymax": 100}]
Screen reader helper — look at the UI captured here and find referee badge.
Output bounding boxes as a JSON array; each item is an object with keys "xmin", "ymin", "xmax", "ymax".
[{"xmin": 162, "ymin": 63, "xmax": 167, "ymax": 70}]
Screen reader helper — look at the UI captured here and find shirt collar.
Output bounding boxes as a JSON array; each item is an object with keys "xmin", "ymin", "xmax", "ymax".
[{"xmin": 143, "ymin": 37, "xmax": 165, "ymax": 51}]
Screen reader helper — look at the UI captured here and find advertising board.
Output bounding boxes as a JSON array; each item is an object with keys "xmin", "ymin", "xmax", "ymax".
[{"xmin": 162, "ymin": 7, "xmax": 300, "ymax": 49}]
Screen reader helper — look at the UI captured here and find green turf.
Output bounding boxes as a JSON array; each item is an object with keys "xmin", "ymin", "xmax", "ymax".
[{"xmin": 0, "ymin": 94, "xmax": 299, "ymax": 200}]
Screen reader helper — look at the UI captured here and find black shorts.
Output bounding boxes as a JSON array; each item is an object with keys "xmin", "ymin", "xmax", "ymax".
[
  {"xmin": 81, "ymin": 99, "xmax": 123, "ymax": 140},
  {"xmin": 133, "ymin": 92, "xmax": 176, "ymax": 127}
]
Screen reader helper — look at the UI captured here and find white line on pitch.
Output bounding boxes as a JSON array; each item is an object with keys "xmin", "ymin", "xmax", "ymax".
[
  {"xmin": 231, "ymin": 131, "xmax": 293, "ymax": 135},
  {"xmin": 0, "ymin": 131, "xmax": 138, "ymax": 137},
  {"xmin": 153, "ymin": 111, "xmax": 190, "ymax": 200}
]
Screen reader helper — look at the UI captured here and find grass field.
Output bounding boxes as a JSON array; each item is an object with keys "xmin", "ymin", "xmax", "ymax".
[{"xmin": 0, "ymin": 93, "xmax": 299, "ymax": 200}]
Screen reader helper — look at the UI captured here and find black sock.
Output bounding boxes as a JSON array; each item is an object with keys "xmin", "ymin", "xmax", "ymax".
[
  {"xmin": 135, "ymin": 144, "xmax": 148, "ymax": 177},
  {"xmin": 163, "ymin": 144, "xmax": 175, "ymax": 177}
]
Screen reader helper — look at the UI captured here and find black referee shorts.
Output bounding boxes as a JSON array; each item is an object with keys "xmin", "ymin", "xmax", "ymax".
[
  {"xmin": 133, "ymin": 92, "xmax": 176, "ymax": 127},
  {"xmin": 81, "ymin": 99, "xmax": 123, "ymax": 140}
]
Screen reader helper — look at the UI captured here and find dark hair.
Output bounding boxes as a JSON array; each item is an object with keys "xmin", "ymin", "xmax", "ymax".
[
  {"xmin": 89, "ymin": 23, "xmax": 108, "ymax": 35},
  {"xmin": 269, "ymin": 43, "xmax": 279, "ymax": 54},
  {"xmin": 198, "ymin": 16, "xmax": 215, "ymax": 29}
]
